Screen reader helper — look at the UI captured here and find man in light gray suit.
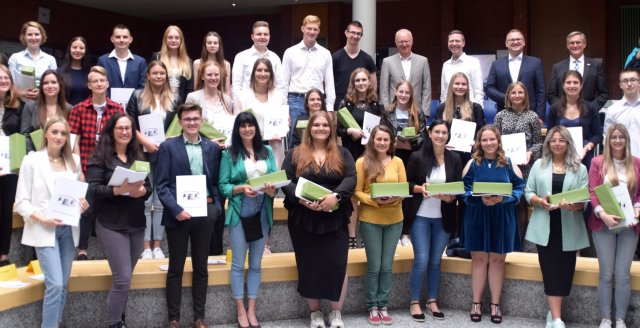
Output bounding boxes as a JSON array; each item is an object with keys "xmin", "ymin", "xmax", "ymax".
[{"xmin": 380, "ymin": 29, "xmax": 432, "ymax": 116}]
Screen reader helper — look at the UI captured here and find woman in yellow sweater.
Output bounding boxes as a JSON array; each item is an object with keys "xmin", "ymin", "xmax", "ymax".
[{"xmin": 355, "ymin": 124, "xmax": 407, "ymax": 325}]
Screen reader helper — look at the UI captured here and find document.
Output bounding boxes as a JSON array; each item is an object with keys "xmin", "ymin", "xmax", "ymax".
[
  {"xmin": 263, "ymin": 105, "xmax": 289, "ymax": 140},
  {"xmin": 211, "ymin": 114, "xmax": 236, "ymax": 146},
  {"xmin": 361, "ymin": 112, "xmax": 381, "ymax": 145},
  {"xmin": 45, "ymin": 176, "xmax": 88, "ymax": 227},
  {"xmin": 447, "ymin": 119, "xmax": 476, "ymax": 153},
  {"xmin": 370, "ymin": 182, "xmax": 411, "ymax": 198},
  {"xmin": 138, "ymin": 113, "xmax": 166, "ymax": 151},
  {"xmin": 501, "ymin": 132, "xmax": 527, "ymax": 165},
  {"xmin": 248, "ymin": 170, "xmax": 291, "ymax": 191},
  {"xmin": 472, "ymin": 182, "xmax": 512, "ymax": 196},
  {"xmin": 13, "ymin": 73, "xmax": 36, "ymax": 90},
  {"xmin": 69, "ymin": 134, "xmax": 77, "ymax": 152},
  {"xmin": 110, "ymin": 88, "xmax": 135, "ymax": 108},
  {"xmin": 427, "ymin": 181, "xmax": 465, "ymax": 195},
  {"xmin": 566, "ymin": 127, "xmax": 584, "ymax": 159},
  {"xmin": 176, "ymin": 175, "xmax": 207, "ymax": 217},
  {"xmin": 108, "ymin": 166, "xmax": 148, "ymax": 187},
  {"xmin": 609, "ymin": 183, "xmax": 638, "ymax": 232},
  {"xmin": 548, "ymin": 187, "xmax": 590, "ymax": 205}
]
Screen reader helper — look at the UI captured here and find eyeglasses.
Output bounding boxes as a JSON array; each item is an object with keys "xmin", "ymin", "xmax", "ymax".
[
  {"xmin": 347, "ymin": 31, "xmax": 363, "ymax": 37},
  {"xmin": 610, "ymin": 135, "xmax": 627, "ymax": 141},
  {"xmin": 181, "ymin": 117, "xmax": 202, "ymax": 123},
  {"xmin": 0, "ymin": 76, "xmax": 11, "ymax": 81},
  {"xmin": 507, "ymin": 38, "xmax": 523, "ymax": 43},
  {"xmin": 115, "ymin": 126, "xmax": 132, "ymax": 133},
  {"xmin": 619, "ymin": 78, "xmax": 639, "ymax": 84},
  {"xmin": 89, "ymin": 79, "xmax": 108, "ymax": 85}
]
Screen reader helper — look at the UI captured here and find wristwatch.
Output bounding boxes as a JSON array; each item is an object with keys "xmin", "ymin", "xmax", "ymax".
[{"xmin": 332, "ymin": 192, "xmax": 342, "ymax": 202}]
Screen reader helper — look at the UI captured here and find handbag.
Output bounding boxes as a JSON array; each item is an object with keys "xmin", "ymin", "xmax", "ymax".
[{"xmin": 231, "ymin": 196, "xmax": 264, "ymax": 242}]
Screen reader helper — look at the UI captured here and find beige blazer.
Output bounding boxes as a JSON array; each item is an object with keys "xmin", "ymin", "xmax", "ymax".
[
  {"xmin": 15, "ymin": 150, "xmax": 82, "ymax": 247},
  {"xmin": 380, "ymin": 53, "xmax": 432, "ymax": 115}
]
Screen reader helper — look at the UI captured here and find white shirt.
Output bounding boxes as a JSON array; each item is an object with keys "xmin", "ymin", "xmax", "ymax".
[
  {"xmin": 508, "ymin": 53, "xmax": 523, "ymax": 83},
  {"xmin": 400, "ymin": 53, "xmax": 412, "ymax": 80},
  {"xmin": 603, "ymin": 95, "xmax": 640, "ymax": 157},
  {"xmin": 236, "ymin": 88, "xmax": 286, "ymax": 138},
  {"xmin": 231, "ymin": 46, "xmax": 286, "ymax": 100},
  {"xmin": 244, "ymin": 159, "xmax": 268, "ymax": 179},
  {"xmin": 417, "ymin": 163, "xmax": 446, "ymax": 218},
  {"xmin": 8, "ymin": 49, "xmax": 58, "ymax": 87},
  {"xmin": 569, "ymin": 55, "xmax": 585, "ymax": 76},
  {"xmin": 282, "ymin": 41, "xmax": 335, "ymax": 109},
  {"xmin": 108, "ymin": 49, "xmax": 134, "ymax": 83},
  {"xmin": 440, "ymin": 52, "xmax": 485, "ymax": 107}
]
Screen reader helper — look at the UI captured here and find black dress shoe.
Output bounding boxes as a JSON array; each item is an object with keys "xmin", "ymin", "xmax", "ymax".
[
  {"xmin": 0, "ymin": 260, "xmax": 10, "ymax": 267},
  {"xmin": 427, "ymin": 300, "xmax": 445, "ymax": 320},
  {"xmin": 410, "ymin": 302, "xmax": 426, "ymax": 322}
]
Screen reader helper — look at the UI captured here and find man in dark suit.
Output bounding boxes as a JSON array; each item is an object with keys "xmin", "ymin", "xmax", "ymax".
[
  {"xmin": 485, "ymin": 29, "xmax": 546, "ymax": 121},
  {"xmin": 548, "ymin": 31, "xmax": 608, "ymax": 109},
  {"xmin": 96, "ymin": 24, "xmax": 147, "ymax": 96},
  {"xmin": 156, "ymin": 103, "xmax": 222, "ymax": 328}
]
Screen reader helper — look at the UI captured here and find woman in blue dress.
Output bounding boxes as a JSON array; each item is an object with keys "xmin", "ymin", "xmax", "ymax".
[{"xmin": 462, "ymin": 124, "xmax": 524, "ymax": 324}]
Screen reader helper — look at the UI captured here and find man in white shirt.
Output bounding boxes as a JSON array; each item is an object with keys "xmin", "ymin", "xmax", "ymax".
[
  {"xmin": 231, "ymin": 21, "xmax": 285, "ymax": 99},
  {"xmin": 440, "ymin": 30, "xmax": 484, "ymax": 107},
  {"xmin": 603, "ymin": 69, "xmax": 640, "ymax": 156},
  {"xmin": 548, "ymin": 31, "xmax": 608, "ymax": 109},
  {"xmin": 380, "ymin": 29, "xmax": 432, "ymax": 115},
  {"xmin": 282, "ymin": 15, "xmax": 335, "ymax": 139},
  {"xmin": 96, "ymin": 25, "xmax": 147, "ymax": 94}
]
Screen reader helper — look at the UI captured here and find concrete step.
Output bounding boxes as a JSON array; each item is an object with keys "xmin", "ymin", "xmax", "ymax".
[{"xmin": 210, "ymin": 309, "xmax": 598, "ymax": 328}]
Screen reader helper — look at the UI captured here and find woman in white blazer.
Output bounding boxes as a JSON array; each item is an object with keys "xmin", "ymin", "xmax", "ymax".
[{"xmin": 15, "ymin": 116, "xmax": 88, "ymax": 328}]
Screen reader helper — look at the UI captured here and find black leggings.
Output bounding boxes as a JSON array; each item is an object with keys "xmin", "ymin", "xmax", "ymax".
[{"xmin": 0, "ymin": 174, "xmax": 18, "ymax": 255}]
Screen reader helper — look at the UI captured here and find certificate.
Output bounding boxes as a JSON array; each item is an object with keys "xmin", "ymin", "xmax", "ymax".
[
  {"xmin": 361, "ymin": 112, "xmax": 381, "ymax": 145},
  {"xmin": 110, "ymin": 88, "xmax": 135, "ymax": 108},
  {"xmin": 566, "ymin": 127, "xmax": 583, "ymax": 159},
  {"xmin": 138, "ymin": 113, "xmax": 166, "ymax": 151},
  {"xmin": 13, "ymin": 72, "xmax": 36, "ymax": 90},
  {"xmin": 609, "ymin": 183, "xmax": 639, "ymax": 232},
  {"xmin": 447, "ymin": 119, "xmax": 476, "ymax": 152},
  {"xmin": 263, "ymin": 105, "xmax": 289, "ymax": 140},
  {"xmin": 502, "ymin": 132, "xmax": 527, "ymax": 165},
  {"xmin": 45, "ymin": 177, "xmax": 88, "ymax": 227},
  {"xmin": 211, "ymin": 114, "xmax": 236, "ymax": 146},
  {"xmin": 107, "ymin": 166, "xmax": 148, "ymax": 193},
  {"xmin": 176, "ymin": 175, "xmax": 208, "ymax": 217}
]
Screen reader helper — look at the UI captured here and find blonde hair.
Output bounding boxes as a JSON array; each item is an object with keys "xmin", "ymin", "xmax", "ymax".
[
  {"xmin": 303, "ymin": 15, "xmax": 321, "ymax": 26},
  {"xmin": 43, "ymin": 117, "xmax": 77, "ymax": 173},
  {"xmin": 345, "ymin": 68, "xmax": 377, "ymax": 103},
  {"xmin": 19, "ymin": 21, "xmax": 47, "ymax": 46},
  {"xmin": 0, "ymin": 65, "xmax": 20, "ymax": 108},
  {"xmin": 88, "ymin": 65, "xmax": 107, "ymax": 78},
  {"xmin": 541, "ymin": 126, "xmax": 582, "ymax": 172},
  {"xmin": 362, "ymin": 125, "xmax": 395, "ymax": 183},
  {"xmin": 385, "ymin": 81, "xmax": 420, "ymax": 131},
  {"xmin": 602, "ymin": 124, "xmax": 636, "ymax": 195},
  {"xmin": 472, "ymin": 125, "xmax": 508, "ymax": 167},
  {"xmin": 443, "ymin": 72, "xmax": 473, "ymax": 122},
  {"xmin": 159, "ymin": 25, "xmax": 192, "ymax": 80},
  {"xmin": 504, "ymin": 81, "xmax": 531, "ymax": 111},
  {"xmin": 140, "ymin": 61, "xmax": 174, "ymax": 112}
]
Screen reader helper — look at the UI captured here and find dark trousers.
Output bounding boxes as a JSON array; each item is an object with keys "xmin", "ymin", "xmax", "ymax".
[
  {"xmin": 78, "ymin": 212, "xmax": 95, "ymax": 250},
  {"xmin": 208, "ymin": 207, "xmax": 225, "ymax": 255},
  {"xmin": 0, "ymin": 174, "xmax": 18, "ymax": 255},
  {"xmin": 165, "ymin": 204, "xmax": 220, "ymax": 321}
]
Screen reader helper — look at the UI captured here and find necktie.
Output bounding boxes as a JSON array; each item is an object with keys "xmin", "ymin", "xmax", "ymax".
[{"xmin": 573, "ymin": 60, "xmax": 580, "ymax": 72}]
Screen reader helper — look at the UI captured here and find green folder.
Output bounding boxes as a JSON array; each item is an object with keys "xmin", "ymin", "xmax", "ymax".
[
  {"xmin": 300, "ymin": 179, "xmax": 338, "ymax": 210},
  {"xmin": 472, "ymin": 182, "xmax": 512, "ymax": 196},
  {"xmin": 548, "ymin": 187, "xmax": 590, "ymax": 205},
  {"xmin": 399, "ymin": 127, "xmax": 417, "ymax": 139},
  {"xmin": 427, "ymin": 181, "xmax": 464, "ymax": 195},
  {"xmin": 200, "ymin": 121, "xmax": 226, "ymax": 142},
  {"xmin": 248, "ymin": 170, "xmax": 288, "ymax": 188},
  {"xmin": 594, "ymin": 184, "xmax": 625, "ymax": 220},
  {"xmin": 337, "ymin": 108, "xmax": 360, "ymax": 141},
  {"xmin": 130, "ymin": 160, "xmax": 150, "ymax": 173},
  {"xmin": 243, "ymin": 108, "xmax": 255, "ymax": 117},
  {"xmin": 30, "ymin": 129, "xmax": 44, "ymax": 151},
  {"xmin": 9, "ymin": 133, "xmax": 26, "ymax": 172},
  {"xmin": 20, "ymin": 66, "xmax": 35, "ymax": 77},
  {"xmin": 165, "ymin": 115, "xmax": 182, "ymax": 138},
  {"xmin": 370, "ymin": 182, "xmax": 410, "ymax": 198}
]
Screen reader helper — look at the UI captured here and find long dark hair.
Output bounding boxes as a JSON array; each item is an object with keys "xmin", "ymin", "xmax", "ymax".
[
  {"xmin": 558, "ymin": 70, "xmax": 587, "ymax": 118},
  {"xmin": 228, "ymin": 112, "xmax": 268, "ymax": 163},
  {"xmin": 37, "ymin": 70, "xmax": 69, "ymax": 128},
  {"xmin": 420, "ymin": 119, "xmax": 451, "ymax": 177},
  {"xmin": 58, "ymin": 36, "xmax": 91, "ymax": 100},
  {"xmin": 92, "ymin": 113, "xmax": 144, "ymax": 167}
]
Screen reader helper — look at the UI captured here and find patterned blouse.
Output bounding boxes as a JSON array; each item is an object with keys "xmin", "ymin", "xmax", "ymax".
[{"xmin": 493, "ymin": 108, "xmax": 542, "ymax": 180}]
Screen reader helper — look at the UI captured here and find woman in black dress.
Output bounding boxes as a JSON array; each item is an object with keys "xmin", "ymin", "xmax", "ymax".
[{"xmin": 282, "ymin": 111, "xmax": 356, "ymax": 328}]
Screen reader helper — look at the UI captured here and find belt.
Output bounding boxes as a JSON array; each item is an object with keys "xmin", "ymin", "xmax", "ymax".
[
  {"xmin": 207, "ymin": 197, "xmax": 214, "ymax": 204},
  {"xmin": 288, "ymin": 92, "xmax": 306, "ymax": 98}
]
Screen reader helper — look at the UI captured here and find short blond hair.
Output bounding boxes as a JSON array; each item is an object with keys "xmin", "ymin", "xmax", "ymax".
[
  {"xmin": 303, "ymin": 15, "xmax": 321, "ymax": 27},
  {"xmin": 88, "ymin": 66, "xmax": 107, "ymax": 78},
  {"xmin": 20, "ymin": 21, "xmax": 47, "ymax": 45}
]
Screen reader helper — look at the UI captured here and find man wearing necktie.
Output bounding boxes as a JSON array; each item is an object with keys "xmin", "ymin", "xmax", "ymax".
[{"xmin": 548, "ymin": 31, "xmax": 608, "ymax": 109}]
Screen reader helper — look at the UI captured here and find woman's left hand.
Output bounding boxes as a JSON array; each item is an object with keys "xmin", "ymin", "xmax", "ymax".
[
  {"xmin": 79, "ymin": 197, "xmax": 89, "ymax": 213},
  {"xmin": 395, "ymin": 138, "xmax": 411, "ymax": 150},
  {"xmin": 262, "ymin": 183, "xmax": 277, "ymax": 197},
  {"xmin": 128, "ymin": 184, "xmax": 147, "ymax": 198},
  {"xmin": 319, "ymin": 193, "xmax": 339, "ymax": 212},
  {"xmin": 481, "ymin": 195, "xmax": 503, "ymax": 206},
  {"xmin": 558, "ymin": 200, "xmax": 582, "ymax": 211}
]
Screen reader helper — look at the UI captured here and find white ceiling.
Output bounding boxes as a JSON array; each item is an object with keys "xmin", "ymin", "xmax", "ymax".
[{"xmin": 59, "ymin": 0, "xmax": 348, "ymax": 20}]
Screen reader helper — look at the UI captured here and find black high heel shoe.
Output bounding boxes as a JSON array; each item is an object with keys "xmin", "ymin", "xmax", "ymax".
[
  {"xmin": 470, "ymin": 302, "xmax": 482, "ymax": 322},
  {"xmin": 426, "ymin": 299, "xmax": 444, "ymax": 320},
  {"xmin": 490, "ymin": 303, "xmax": 502, "ymax": 324},
  {"xmin": 409, "ymin": 301, "xmax": 426, "ymax": 322}
]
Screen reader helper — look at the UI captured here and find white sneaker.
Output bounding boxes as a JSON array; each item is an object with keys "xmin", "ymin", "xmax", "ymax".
[
  {"xmin": 552, "ymin": 318, "xmax": 566, "ymax": 328},
  {"xmin": 400, "ymin": 235, "xmax": 412, "ymax": 247},
  {"xmin": 329, "ymin": 310, "xmax": 344, "ymax": 328},
  {"xmin": 264, "ymin": 245, "xmax": 272, "ymax": 255},
  {"xmin": 616, "ymin": 318, "xmax": 627, "ymax": 328},
  {"xmin": 598, "ymin": 318, "xmax": 612, "ymax": 328},
  {"xmin": 152, "ymin": 247, "xmax": 165, "ymax": 259},
  {"xmin": 545, "ymin": 311, "xmax": 553, "ymax": 328},
  {"xmin": 310, "ymin": 311, "xmax": 325, "ymax": 328},
  {"xmin": 141, "ymin": 248, "xmax": 153, "ymax": 260}
]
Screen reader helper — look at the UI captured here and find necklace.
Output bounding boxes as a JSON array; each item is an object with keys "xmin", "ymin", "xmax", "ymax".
[
  {"xmin": 552, "ymin": 162, "xmax": 565, "ymax": 173},
  {"xmin": 48, "ymin": 155, "xmax": 63, "ymax": 163},
  {"xmin": 487, "ymin": 159, "xmax": 496, "ymax": 168}
]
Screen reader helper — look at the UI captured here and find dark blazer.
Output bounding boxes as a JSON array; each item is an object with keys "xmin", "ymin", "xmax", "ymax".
[
  {"xmin": 547, "ymin": 100, "xmax": 602, "ymax": 146},
  {"xmin": 405, "ymin": 148, "xmax": 463, "ymax": 234},
  {"xmin": 96, "ymin": 53, "xmax": 147, "ymax": 91},
  {"xmin": 485, "ymin": 55, "xmax": 546, "ymax": 120},
  {"xmin": 156, "ymin": 135, "xmax": 222, "ymax": 228},
  {"xmin": 125, "ymin": 89, "xmax": 179, "ymax": 131},
  {"xmin": 1, "ymin": 101, "xmax": 23, "ymax": 135},
  {"xmin": 151, "ymin": 52, "xmax": 193, "ymax": 104},
  {"xmin": 548, "ymin": 57, "xmax": 608, "ymax": 109}
]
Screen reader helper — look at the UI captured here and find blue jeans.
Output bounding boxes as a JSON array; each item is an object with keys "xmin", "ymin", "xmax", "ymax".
[
  {"xmin": 287, "ymin": 94, "xmax": 307, "ymax": 145},
  {"xmin": 410, "ymin": 216, "xmax": 450, "ymax": 300},
  {"xmin": 144, "ymin": 165, "xmax": 164, "ymax": 241},
  {"xmin": 229, "ymin": 195, "xmax": 270, "ymax": 299},
  {"xmin": 35, "ymin": 225, "xmax": 75, "ymax": 328},
  {"xmin": 592, "ymin": 228, "xmax": 639, "ymax": 320}
]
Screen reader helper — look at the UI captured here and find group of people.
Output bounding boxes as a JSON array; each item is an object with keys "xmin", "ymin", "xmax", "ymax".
[{"xmin": 0, "ymin": 13, "xmax": 639, "ymax": 328}]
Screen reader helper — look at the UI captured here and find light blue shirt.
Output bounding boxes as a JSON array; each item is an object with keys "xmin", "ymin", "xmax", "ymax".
[{"xmin": 8, "ymin": 49, "xmax": 57, "ymax": 87}]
